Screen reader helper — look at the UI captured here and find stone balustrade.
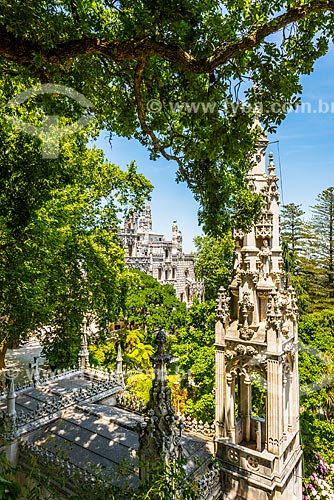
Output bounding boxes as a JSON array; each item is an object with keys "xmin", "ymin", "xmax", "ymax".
[
  {"xmin": 19, "ymin": 441, "xmax": 111, "ymax": 497},
  {"xmin": 197, "ymin": 463, "xmax": 222, "ymax": 500},
  {"xmin": 181, "ymin": 416, "xmax": 215, "ymax": 439},
  {"xmin": 116, "ymin": 392, "xmax": 215, "ymax": 439},
  {"xmin": 0, "ymin": 377, "xmax": 123, "ymax": 436},
  {"xmin": 0, "ymin": 365, "xmax": 118, "ymax": 400},
  {"xmin": 115, "ymin": 392, "xmax": 147, "ymax": 414}
]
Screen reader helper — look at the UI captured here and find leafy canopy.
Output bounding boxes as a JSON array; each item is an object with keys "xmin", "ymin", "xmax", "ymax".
[
  {"xmin": 0, "ymin": 75, "xmax": 152, "ymax": 368},
  {"xmin": 0, "ymin": 1, "xmax": 333, "ymax": 233}
]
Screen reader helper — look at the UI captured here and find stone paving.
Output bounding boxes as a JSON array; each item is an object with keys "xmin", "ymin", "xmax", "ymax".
[{"xmin": 2, "ymin": 337, "xmax": 46, "ymax": 384}]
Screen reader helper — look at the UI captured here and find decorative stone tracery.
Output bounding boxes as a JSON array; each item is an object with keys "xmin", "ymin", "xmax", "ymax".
[
  {"xmin": 214, "ymin": 136, "xmax": 303, "ymax": 500},
  {"xmin": 138, "ymin": 331, "xmax": 182, "ymax": 483}
]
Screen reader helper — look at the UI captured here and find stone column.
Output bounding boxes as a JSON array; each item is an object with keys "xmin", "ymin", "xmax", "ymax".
[
  {"xmin": 244, "ymin": 375, "xmax": 252, "ymax": 443},
  {"xmin": 4, "ymin": 374, "xmax": 18, "ymax": 466},
  {"xmin": 256, "ymin": 420, "xmax": 262, "ymax": 452},
  {"xmin": 215, "ymin": 287, "xmax": 229, "ymax": 438},
  {"xmin": 288, "ymin": 372, "xmax": 293, "ymax": 432},
  {"xmin": 215, "ymin": 346, "xmax": 225, "ymax": 438},
  {"xmin": 290, "ymin": 360, "xmax": 299, "ymax": 433},
  {"xmin": 266, "ymin": 359, "xmax": 283, "ymax": 455},
  {"xmin": 283, "ymin": 371, "xmax": 287, "ymax": 439},
  {"xmin": 226, "ymin": 374, "xmax": 236, "ymax": 444}
]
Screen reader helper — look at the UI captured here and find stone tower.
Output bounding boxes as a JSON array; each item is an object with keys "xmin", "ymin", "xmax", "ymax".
[{"xmin": 214, "ymin": 136, "xmax": 303, "ymax": 499}]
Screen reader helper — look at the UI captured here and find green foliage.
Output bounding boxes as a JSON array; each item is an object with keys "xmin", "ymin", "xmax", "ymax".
[
  {"xmin": 194, "ymin": 233, "xmax": 233, "ymax": 300},
  {"xmin": 122, "ymin": 270, "xmax": 187, "ymax": 338},
  {"xmin": 0, "ymin": 1, "xmax": 332, "ymax": 233},
  {"xmin": 0, "ymin": 454, "xmax": 20, "ymax": 500},
  {"xmin": 251, "ymin": 374, "xmax": 266, "ymax": 418},
  {"xmin": 171, "ymin": 299, "xmax": 216, "ymax": 422},
  {"xmin": 0, "ymin": 75, "xmax": 152, "ymax": 368},
  {"xmin": 298, "ymin": 310, "xmax": 334, "ymax": 421},
  {"xmin": 126, "ymin": 371, "xmax": 153, "ymax": 403},
  {"xmin": 300, "ymin": 412, "xmax": 334, "ymax": 476},
  {"xmin": 281, "ymin": 203, "xmax": 305, "ymax": 275},
  {"xmin": 183, "ymin": 393, "xmax": 215, "ymax": 423},
  {"xmin": 123, "ymin": 329, "xmax": 155, "ymax": 369},
  {"xmin": 135, "ymin": 457, "xmax": 200, "ymax": 500},
  {"xmin": 301, "ymin": 188, "xmax": 334, "ymax": 309},
  {"xmin": 89, "ymin": 341, "xmax": 117, "ymax": 369}
]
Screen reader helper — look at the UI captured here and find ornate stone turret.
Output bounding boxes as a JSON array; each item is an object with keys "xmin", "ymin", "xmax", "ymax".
[
  {"xmin": 214, "ymin": 140, "xmax": 302, "ymax": 499},
  {"xmin": 172, "ymin": 221, "xmax": 183, "ymax": 254},
  {"xmin": 139, "ymin": 204, "xmax": 152, "ymax": 232},
  {"xmin": 78, "ymin": 318, "xmax": 90, "ymax": 371},
  {"xmin": 138, "ymin": 330, "xmax": 182, "ymax": 482}
]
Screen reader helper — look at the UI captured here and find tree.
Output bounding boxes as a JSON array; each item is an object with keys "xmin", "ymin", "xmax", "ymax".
[
  {"xmin": 194, "ymin": 233, "xmax": 233, "ymax": 301},
  {"xmin": 0, "ymin": 1, "xmax": 333, "ymax": 233},
  {"xmin": 0, "ymin": 122, "xmax": 152, "ymax": 369},
  {"xmin": 302, "ymin": 187, "xmax": 334, "ymax": 309},
  {"xmin": 281, "ymin": 203, "xmax": 305, "ymax": 274},
  {"xmin": 298, "ymin": 310, "xmax": 334, "ymax": 417},
  {"xmin": 170, "ymin": 300, "xmax": 216, "ymax": 422},
  {"xmin": 121, "ymin": 269, "xmax": 187, "ymax": 339},
  {"xmin": 280, "ymin": 203, "xmax": 311, "ymax": 311}
]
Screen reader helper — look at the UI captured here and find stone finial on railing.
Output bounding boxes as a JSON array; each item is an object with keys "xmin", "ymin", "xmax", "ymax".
[
  {"xmin": 78, "ymin": 317, "xmax": 90, "ymax": 371},
  {"xmin": 6, "ymin": 374, "xmax": 16, "ymax": 418},
  {"xmin": 116, "ymin": 343, "xmax": 123, "ymax": 383}
]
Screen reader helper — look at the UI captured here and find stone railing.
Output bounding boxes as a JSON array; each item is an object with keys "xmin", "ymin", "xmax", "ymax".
[
  {"xmin": 116, "ymin": 392, "xmax": 215, "ymax": 439},
  {"xmin": 115, "ymin": 392, "xmax": 147, "ymax": 414},
  {"xmin": 18, "ymin": 441, "xmax": 113, "ymax": 498},
  {"xmin": 0, "ymin": 377, "xmax": 123, "ymax": 434},
  {"xmin": 0, "ymin": 365, "xmax": 120, "ymax": 400},
  {"xmin": 181, "ymin": 416, "xmax": 215, "ymax": 439},
  {"xmin": 197, "ymin": 463, "xmax": 222, "ymax": 500}
]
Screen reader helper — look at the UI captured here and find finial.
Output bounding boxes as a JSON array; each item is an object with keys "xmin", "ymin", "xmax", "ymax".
[
  {"xmin": 78, "ymin": 318, "xmax": 90, "ymax": 371},
  {"xmin": 6, "ymin": 373, "xmax": 16, "ymax": 417},
  {"xmin": 268, "ymin": 151, "xmax": 276, "ymax": 176},
  {"xmin": 116, "ymin": 343, "xmax": 124, "ymax": 384},
  {"xmin": 215, "ymin": 287, "xmax": 230, "ymax": 323}
]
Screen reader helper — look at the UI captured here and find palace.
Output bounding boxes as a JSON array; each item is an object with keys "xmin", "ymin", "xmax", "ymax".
[{"xmin": 119, "ymin": 205, "xmax": 203, "ymax": 306}]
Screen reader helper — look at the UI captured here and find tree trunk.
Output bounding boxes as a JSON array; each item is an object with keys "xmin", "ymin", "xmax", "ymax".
[{"xmin": 0, "ymin": 343, "xmax": 7, "ymax": 370}]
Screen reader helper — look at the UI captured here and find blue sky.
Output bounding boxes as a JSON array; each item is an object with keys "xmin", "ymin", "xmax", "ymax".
[{"xmin": 95, "ymin": 49, "xmax": 334, "ymax": 253}]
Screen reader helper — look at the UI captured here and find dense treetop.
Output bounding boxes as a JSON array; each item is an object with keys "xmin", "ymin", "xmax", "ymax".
[{"xmin": 1, "ymin": 1, "xmax": 333, "ymax": 233}]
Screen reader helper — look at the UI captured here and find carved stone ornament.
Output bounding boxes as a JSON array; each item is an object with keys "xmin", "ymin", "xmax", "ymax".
[
  {"xmin": 227, "ymin": 448, "xmax": 239, "ymax": 464},
  {"xmin": 225, "ymin": 344, "xmax": 258, "ymax": 361},
  {"xmin": 239, "ymin": 291, "xmax": 254, "ymax": 340},
  {"xmin": 239, "ymin": 327, "xmax": 255, "ymax": 341},
  {"xmin": 215, "ymin": 287, "xmax": 230, "ymax": 323},
  {"xmin": 247, "ymin": 455, "xmax": 259, "ymax": 470}
]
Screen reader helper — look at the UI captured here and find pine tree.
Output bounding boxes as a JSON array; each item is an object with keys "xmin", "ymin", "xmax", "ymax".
[
  {"xmin": 280, "ymin": 203, "xmax": 311, "ymax": 312},
  {"xmin": 281, "ymin": 203, "xmax": 305, "ymax": 274},
  {"xmin": 303, "ymin": 187, "xmax": 334, "ymax": 308}
]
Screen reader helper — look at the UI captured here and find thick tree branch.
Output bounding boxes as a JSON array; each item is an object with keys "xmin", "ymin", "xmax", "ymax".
[
  {"xmin": 134, "ymin": 58, "xmax": 180, "ymax": 163},
  {"xmin": 0, "ymin": 2, "xmax": 333, "ymax": 72}
]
